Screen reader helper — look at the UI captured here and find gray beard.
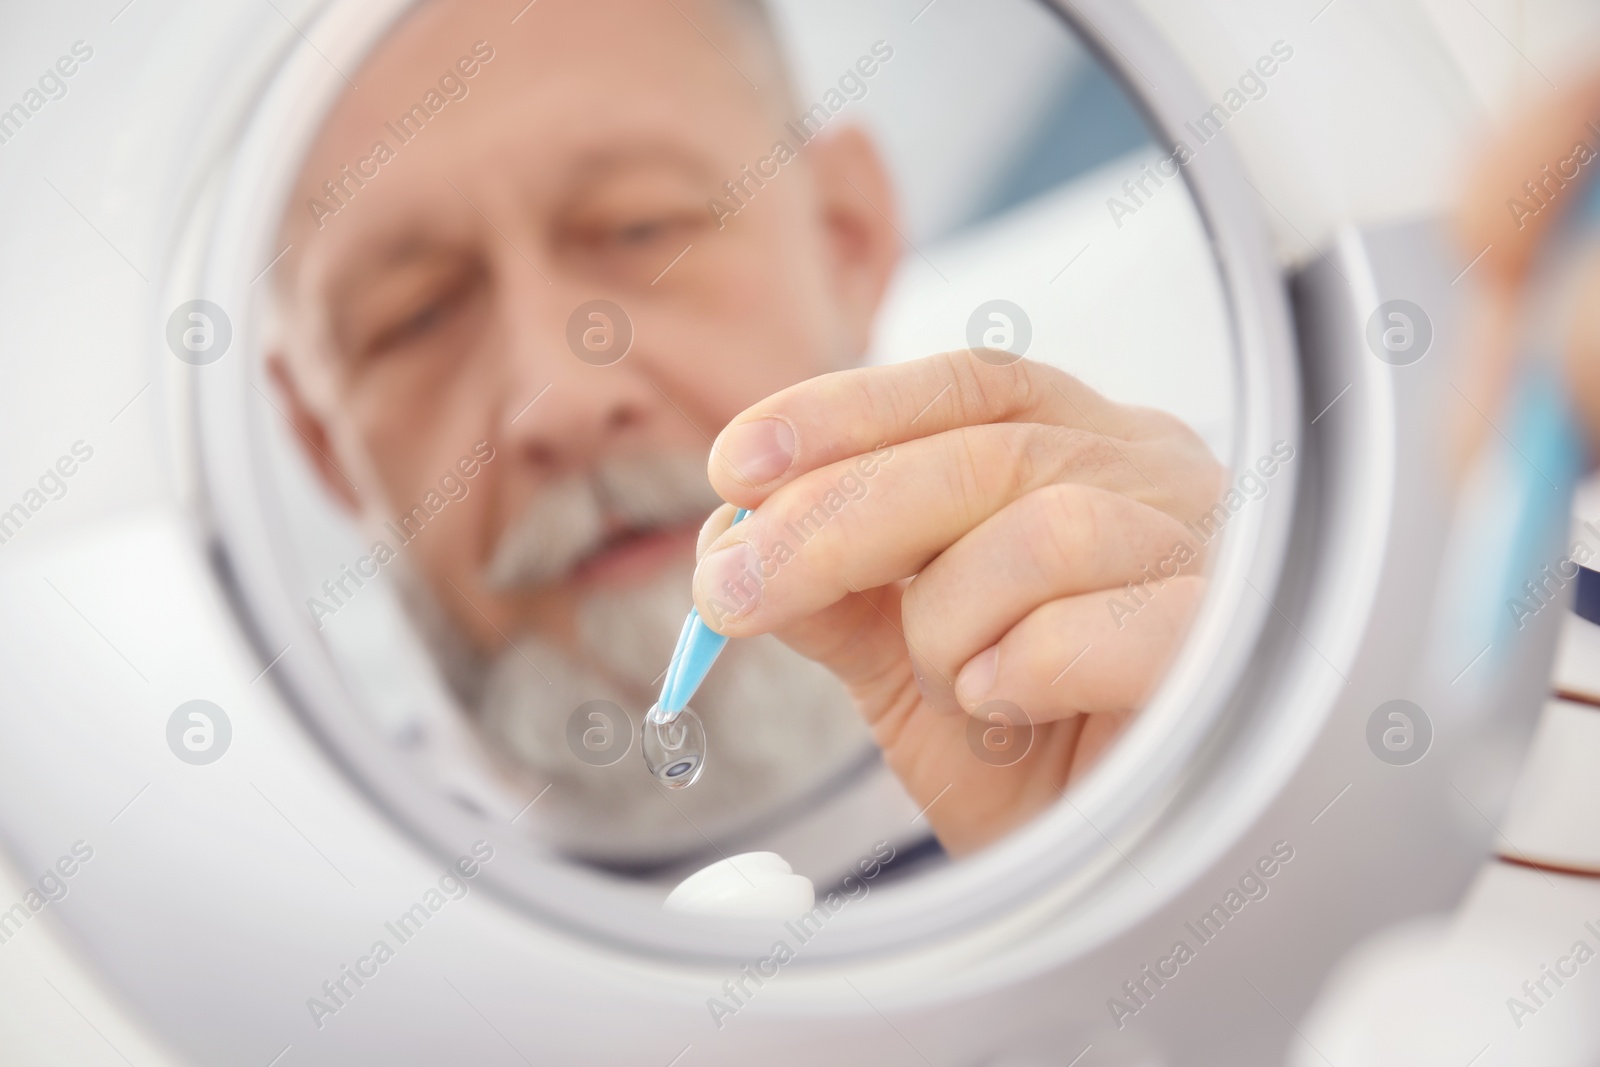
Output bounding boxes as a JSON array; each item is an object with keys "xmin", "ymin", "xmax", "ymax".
[
  {"xmin": 387, "ymin": 449, "xmax": 872, "ymax": 866},
  {"xmin": 452, "ymin": 559, "xmax": 871, "ymax": 866}
]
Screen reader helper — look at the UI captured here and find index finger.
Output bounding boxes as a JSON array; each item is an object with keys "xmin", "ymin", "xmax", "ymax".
[{"xmin": 706, "ymin": 350, "xmax": 1158, "ymax": 508}]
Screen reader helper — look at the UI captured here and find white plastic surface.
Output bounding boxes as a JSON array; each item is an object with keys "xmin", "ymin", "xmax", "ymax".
[
  {"xmin": 1498, "ymin": 699, "xmax": 1600, "ymax": 873},
  {"xmin": 663, "ymin": 853, "xmax": 817, "ymax": 920}
]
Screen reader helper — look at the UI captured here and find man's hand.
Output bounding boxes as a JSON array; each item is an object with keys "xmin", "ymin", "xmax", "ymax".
[
  {"xmin": 691, "ymin": 352, "xmax": 1224, "ymax": 856},
  {"xmin": 1455, "ymin": 72, "xmax": 1600, "ymax": 470}
]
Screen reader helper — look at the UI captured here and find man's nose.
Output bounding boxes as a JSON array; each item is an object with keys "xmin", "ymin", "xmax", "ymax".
[{"xmin": 495, "ymin": 267, "xmax": 658, "ymax": 473}]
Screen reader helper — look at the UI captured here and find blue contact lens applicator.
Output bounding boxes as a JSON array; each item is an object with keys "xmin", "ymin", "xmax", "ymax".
[{"xmin": 650, "ymin": 508, "xmax": 750, "ymax": 725}]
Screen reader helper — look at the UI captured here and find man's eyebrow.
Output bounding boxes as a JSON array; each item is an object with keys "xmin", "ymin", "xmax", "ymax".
[
  {"xmin": 312, "ymin": 146, "xmax": 720, "ymax": 303},
  {"xmin": 558, "ymin": 144, "xmax": 722, "ymax": 190},
  {"xmin": 324, "ymin": 230, "xmax": 464, "ymax": 301}
]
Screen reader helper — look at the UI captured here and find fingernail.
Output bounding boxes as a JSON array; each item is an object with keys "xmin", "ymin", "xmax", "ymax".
[
  {"xmin": 695, "ymin": 542, "xmax": 763, "ymax": 623},
  {"xmin": 956, "ymin": 646, "xmax": 998, "ymax": 708},
  {"xmin": 721, "ymin": 417, "xmax": 795, "ymax": 486}
]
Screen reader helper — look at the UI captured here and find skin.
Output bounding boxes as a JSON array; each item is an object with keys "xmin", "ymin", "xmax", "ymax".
[
  {"xmin": 1455, "ymin": 72, "xmax": 1600, "ymax": 470},
  {"xmin": 692, "ymin": 356, "xmax": 1220, "ymax": 854},
  {"xmin": 272, "ymin": 0, "xmax": 1223, "ymax": 857},
  {"xmin": 272, "ymin": 0, "xmax": 891, "ymax": 650}
]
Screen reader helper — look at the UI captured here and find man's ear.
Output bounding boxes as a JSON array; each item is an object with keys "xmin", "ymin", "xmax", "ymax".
[
  {"xmin": 265, "ymin": 352, "xmax": 362, "ymax": 513},
  {"xmin": 805, "ymin": 126, "xmax": 903, "ymax": 358}
]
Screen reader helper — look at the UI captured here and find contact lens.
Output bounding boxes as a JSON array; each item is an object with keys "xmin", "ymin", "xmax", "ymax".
[{"xmin": 642, "ymin": 704, "xmax": 706, "ymax": 789}]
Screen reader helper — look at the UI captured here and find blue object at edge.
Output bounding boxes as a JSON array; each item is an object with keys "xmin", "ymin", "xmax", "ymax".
[{"xmin": 1487, "ymin": 170, "xmax": 1600, "ymax": 647}]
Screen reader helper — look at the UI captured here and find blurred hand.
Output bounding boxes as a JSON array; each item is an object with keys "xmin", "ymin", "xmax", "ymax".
[
  {"xmin": 1455, "ymin": 72, "xmax": 1600, "ymax": 469},
  {"xmin": 692, "ymin": 352, "xmax": 1223, "ymax": 855}
]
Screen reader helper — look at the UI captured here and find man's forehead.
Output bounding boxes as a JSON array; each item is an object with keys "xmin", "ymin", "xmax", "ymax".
[
  {"xmin": 276, "ymin": 0, "xmax": 773, "ymax": 292},
  {"xmin": 292, "ymin": 0, "xmax": 764, "ymax": 188}
]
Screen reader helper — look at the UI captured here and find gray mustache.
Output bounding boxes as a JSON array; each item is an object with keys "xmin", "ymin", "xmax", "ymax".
[{"xmin": 482, "ymin": 452, "xmax": 722, "ymax": 590}]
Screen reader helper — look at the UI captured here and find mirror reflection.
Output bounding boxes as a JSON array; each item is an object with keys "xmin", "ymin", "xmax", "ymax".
[{"xmin": 257, "ymin": 0, "xmax": 1236, "ymax": 894}]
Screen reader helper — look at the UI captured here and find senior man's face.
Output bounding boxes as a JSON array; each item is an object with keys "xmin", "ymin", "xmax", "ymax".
[{"xmin": 271, "ymin": 0, "xmax": 901, "ymax": 861}]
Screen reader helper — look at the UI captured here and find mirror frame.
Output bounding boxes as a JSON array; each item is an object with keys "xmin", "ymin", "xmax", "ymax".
[{"xmin": 175, "ymin": 0, "xmax": 1300, "ymax": 963}]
